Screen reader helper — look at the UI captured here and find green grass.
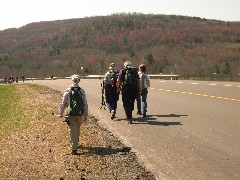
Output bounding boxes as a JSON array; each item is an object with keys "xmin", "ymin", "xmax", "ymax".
[{"xmin": 0, "ymin": 85, "xmax": 26, "ymax": 140}]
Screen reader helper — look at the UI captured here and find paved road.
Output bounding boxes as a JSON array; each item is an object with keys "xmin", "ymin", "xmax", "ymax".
[{"xmin": 28, "ymin": 79, "xmax": 240, "ymax": 180}]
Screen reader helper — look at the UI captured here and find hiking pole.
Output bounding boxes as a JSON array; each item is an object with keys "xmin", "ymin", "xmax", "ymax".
[{"xmin": 100, "ymin": 79, "xmax": 106, "ymax": 110}]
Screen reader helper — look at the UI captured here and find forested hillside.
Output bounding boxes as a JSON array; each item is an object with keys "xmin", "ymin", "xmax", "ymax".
[{"xmin": 0, "ymin": 13, "xmax": 240, "ymax": 78}]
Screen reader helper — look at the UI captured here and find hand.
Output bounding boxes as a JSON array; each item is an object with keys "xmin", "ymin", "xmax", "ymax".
[{"xmin": 56, "ymin": 114, "xmax": 63, "ymax": 118}]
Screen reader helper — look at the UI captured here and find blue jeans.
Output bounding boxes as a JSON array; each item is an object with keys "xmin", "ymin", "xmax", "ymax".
[
  {"xmin": 137, "ymin": 88, "xmax": 148, "ymax": 113},
  {"xmin": 107, "ymin": 101, "xmax": 117, "ymax": 113}
]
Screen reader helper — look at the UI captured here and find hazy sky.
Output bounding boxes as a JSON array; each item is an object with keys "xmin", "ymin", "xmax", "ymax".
[{"xmin": 1, "ymin": 0, "xmax": 240, "ymax": 30}]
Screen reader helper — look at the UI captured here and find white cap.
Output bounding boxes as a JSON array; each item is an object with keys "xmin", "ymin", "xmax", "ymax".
[{"xmin": 71, "ymin": 74, "xmax": 80, "ymax": 84}]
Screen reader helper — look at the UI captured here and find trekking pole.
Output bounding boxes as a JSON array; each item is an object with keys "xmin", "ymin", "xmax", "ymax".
[{"xmin": 100, "ymin": 79, "xmax": 106, "ymax": 110}]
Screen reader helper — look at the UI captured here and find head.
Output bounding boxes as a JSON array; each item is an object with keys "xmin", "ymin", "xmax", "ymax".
[
  {"xmin": 109, "ymin": 63, "xmax": 117, "ymax": 72},
  {"xmin": 139, "ymin": 64, "xmax": 146, "ymax": 73},
  {"xmin": 124, "ymin": 61, "xmax": 131, "ymax": 68},
  {"xmin": 71, "ymin": 74, "xmax": 80, "ymax": 84}
]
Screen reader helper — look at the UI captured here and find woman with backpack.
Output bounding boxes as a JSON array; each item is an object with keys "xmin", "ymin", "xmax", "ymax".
[{"xmin": 102, "ymin": 63, "xmax": 119, "ymax": 120}]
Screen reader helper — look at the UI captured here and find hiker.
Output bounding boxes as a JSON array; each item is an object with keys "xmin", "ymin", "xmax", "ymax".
[
  {"xmin": 22, "ymin": 75, "xmax": 25, "ymax": 82},
  {"xmin": 116, "ymin": 61, "xmax": 139, "ymax": 124},
  {"xmin": 102, "ymin": 63, "xmax": 119, "ymax": 120},
  {"xmin": 136, "ymin": 64, "xmax": 150, "ymax": 118},
  {"xmin": 58, "ymin": 74, "xmax": 88, "ymax": 155}
]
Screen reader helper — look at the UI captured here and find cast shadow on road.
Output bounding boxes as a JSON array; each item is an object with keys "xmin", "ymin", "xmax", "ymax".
[
  {"xmin": 117, "ymin": 113, "xmax": 187, "ymax": 126},
  {"xmin": 138, "ymin": 114, "xmax": 187, "ymax": 126},
  {"xmin": 76, "ymin": 145, "xmax": 132, "ymax": 156}
]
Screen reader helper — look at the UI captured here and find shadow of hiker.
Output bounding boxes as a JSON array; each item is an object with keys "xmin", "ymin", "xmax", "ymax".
[
  {"xmin": 129, "ymin": 114, "xmax": 187, "ymax": 125},
  {"xmin": 77, "ymin": 145, "xmax": 132, "ymax": 156},
  {"xmin": 117, "ymin": 116, "xmax": 156, "ymax": 122},
  {"xmin": 131, "ymin": 119, "xmax": 183, "ymax": 126},
  {"xmin": 147, "ymin": 121, "xmax": 183, "ymax": 126},
  {"xmin": 113, "ymin": 114, "xmax": 187, "ymax": 125}
]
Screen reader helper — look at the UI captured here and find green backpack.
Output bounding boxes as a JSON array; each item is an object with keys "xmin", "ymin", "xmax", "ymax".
[{"xmin": 67, "ymin": 87, "xmax": 85, "ymax": 116}]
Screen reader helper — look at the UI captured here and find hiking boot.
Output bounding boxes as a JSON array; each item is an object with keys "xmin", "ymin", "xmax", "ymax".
[
  {"xmin": 128, "ymin": 119, "xmax": 132, "ymax": 124},
  {"xmin": 111, "ymin": 110, "xmax": 116, "ymax": 120},
  {"xmin": 71, "ymin": 150, "xmax": 78, "ymax": 155},
  {"xmin": 137, "ymin": 111, "xmax": 142, "ymax": 115}
]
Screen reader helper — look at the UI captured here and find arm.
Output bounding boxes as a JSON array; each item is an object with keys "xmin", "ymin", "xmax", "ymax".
[
  {"xmin": 138, "ymin": 73, "xmax": 143, "ymax": 95},
  {"xmin": 116, "ymin": 69, "xmax": 123, "ymax": 93},
  {"xmin": 59, "ymin": 89, "xmax": 70, "ymax": 117}
]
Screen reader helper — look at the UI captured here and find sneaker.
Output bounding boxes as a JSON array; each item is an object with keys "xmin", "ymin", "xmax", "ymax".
[{"xmin": 71, "ymin": 150, "xmax": 78, "ymax": 155}]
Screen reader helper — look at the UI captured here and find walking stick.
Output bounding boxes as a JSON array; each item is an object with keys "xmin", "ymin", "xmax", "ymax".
[{"xmin": 100, "ymin": 79, "xmax": 106, "ymax": 110}]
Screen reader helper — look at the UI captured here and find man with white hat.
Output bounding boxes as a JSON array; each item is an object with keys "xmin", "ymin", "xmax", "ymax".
[{"xmin": 58, "ymin": 74, "xmax": 88, "ymax": 155}]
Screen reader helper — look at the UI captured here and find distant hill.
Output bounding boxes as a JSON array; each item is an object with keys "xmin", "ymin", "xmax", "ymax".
[{"xmin": 0, "ymin": 13, "xmax": 240, "ymax": 78}]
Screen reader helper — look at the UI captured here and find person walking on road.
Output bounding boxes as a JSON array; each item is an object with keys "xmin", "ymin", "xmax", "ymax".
[
  {"xmin": 136, "ymin": 64, "xmax": 150, "ymax": 118},
  {"xmin": 116, "ymin": 61, "xmax": 139, "ymax": 124},
  {"xmin": 22, "ymin": 75, "xmax": 25, "ymax": 82},
  {"xmin": 102, "ymin": 63, "xmax": 119, "ymax": 120},
  {"xmin": 58, "ymin": 74, "xmax": 88, "ymax": 155}
]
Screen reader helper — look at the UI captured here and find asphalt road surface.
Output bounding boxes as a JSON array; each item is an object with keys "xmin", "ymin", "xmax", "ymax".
[{"xmin": 28, "ymin": 79, "xmax": 240, "ymax": 180}]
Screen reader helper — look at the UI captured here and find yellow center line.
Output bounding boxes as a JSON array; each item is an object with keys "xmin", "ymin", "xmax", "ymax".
[
  {"xmin": 195, "ymin": 93, "xmax": 202, "ymax": 96},
  {"xmin": 149, "ymin": 88, "xmax": 239, "ymax": 103}
]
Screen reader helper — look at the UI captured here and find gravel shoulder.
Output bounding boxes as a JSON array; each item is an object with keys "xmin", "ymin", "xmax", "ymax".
[{"xmin": 0, "ymin": 84, "xmax": 155, "ymax": 179}]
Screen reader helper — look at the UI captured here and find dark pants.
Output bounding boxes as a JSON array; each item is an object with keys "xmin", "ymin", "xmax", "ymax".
[
  {"xmin": 105, "ymin": 84, "xmax": 119, "ymax": 113},
  {"xmin": 107, "ymin": 101, "xmax": 117, "ymax": 113},
  {"xmin": 122, "ymin": 85, "xmax": 137, "ymax": 118}
]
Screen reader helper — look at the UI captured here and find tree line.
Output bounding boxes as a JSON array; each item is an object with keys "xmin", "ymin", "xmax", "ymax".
[{"xmin": 0, "ymin": 13, "xmax": 240, "ymax": 78}]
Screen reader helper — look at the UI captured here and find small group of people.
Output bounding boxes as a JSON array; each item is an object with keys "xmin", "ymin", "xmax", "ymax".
[
  {"xmin": 103, "ymin": 61, "xmax": 150, "ymax": 123},
  {"xmin": 57, "ymin": 61, "xmax": 150, "ymax": 155},
  {"xmin": 3, "ymin": 75, "xmax": 25, "ymax": 84}
]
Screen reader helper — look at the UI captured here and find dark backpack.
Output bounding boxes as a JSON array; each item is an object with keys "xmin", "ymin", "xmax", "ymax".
[
  {"xmin": 123, "ymin": 67, "xmax": 139, "ymax": 86},
  {"xmin": 110, "ymin": 71, "xmax": 119, "ymax": 86},
  {"xmin": 67, "ymin": 87, "xmax": 85, "ymax": 116}
]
